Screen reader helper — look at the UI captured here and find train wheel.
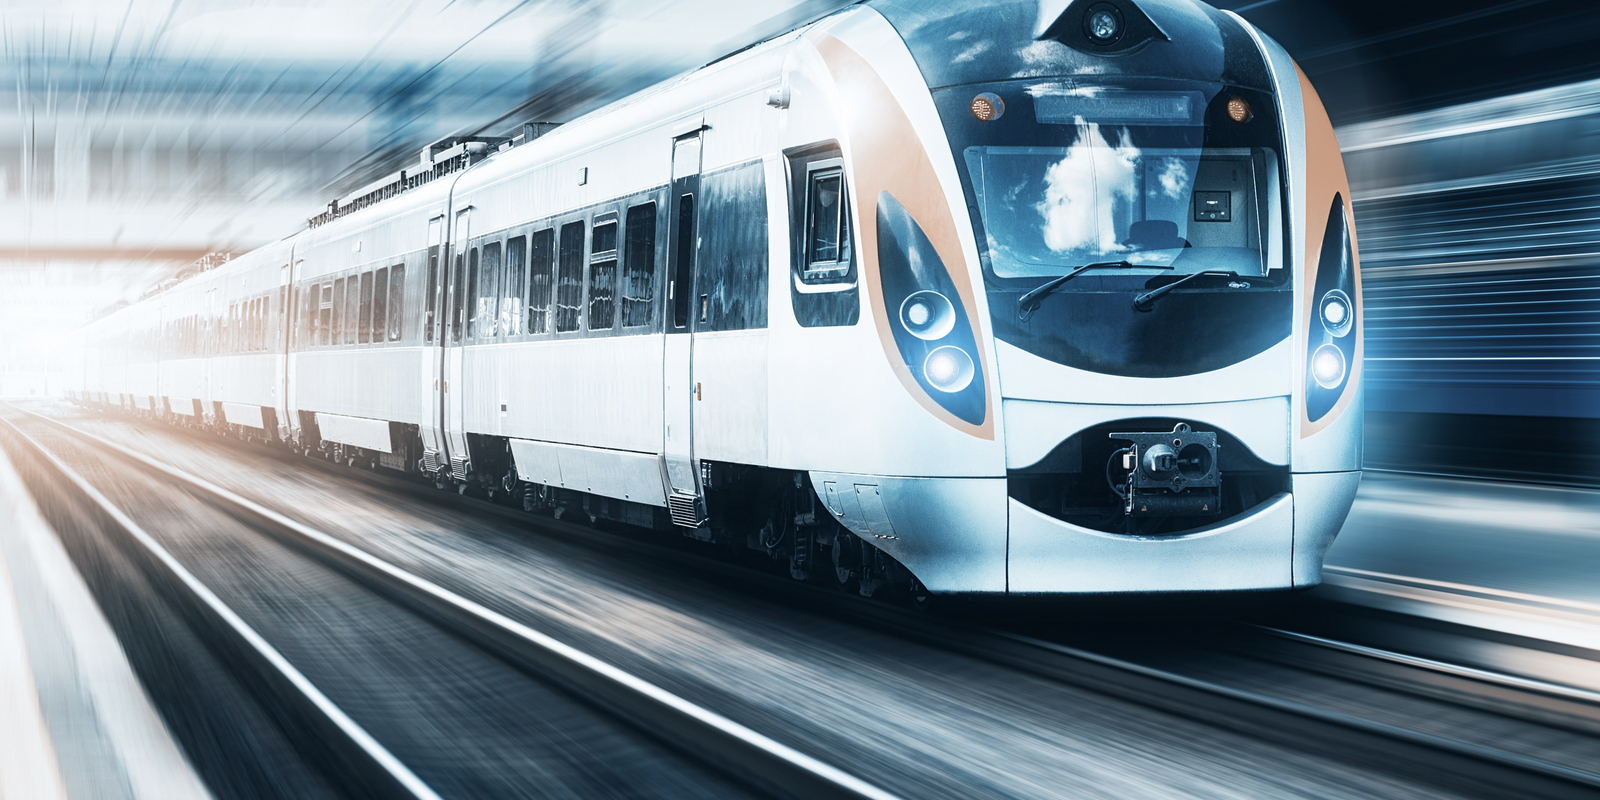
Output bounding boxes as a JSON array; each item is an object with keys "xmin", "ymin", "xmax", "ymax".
[{"xmin": 830, "ymin": 530, "xmax": 857, "ymax": 592}]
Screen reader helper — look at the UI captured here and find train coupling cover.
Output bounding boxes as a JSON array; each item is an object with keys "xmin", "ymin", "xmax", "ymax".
[{"xmin": 1109, "ymin": 423, "xmax": 1221, "ymax": 517}]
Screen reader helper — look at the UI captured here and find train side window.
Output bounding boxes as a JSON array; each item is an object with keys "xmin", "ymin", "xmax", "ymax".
[
  {"xmin": 465, "ymin": 247, "xmax": 481, "ymax": 339},
  {"xmin": 388, "ymin": 264, "xmax": 405, "ymax": 341},
  {"xmin": 556, "ymin": 221, "xmax": 585, "ymax": 333},
  {"xmin": 371, "ymin": 268, "xmax": 388, "ymax": 344},
  {"xmin": 426, "ymin": 216, "xmax": 442, "ymax": 344},
  {"xmin": 672, "ymin": 193, "xmax": 695, "ymax": 328},
  {"xmin": 788, "ymin": 147, "xmax": 859, "ymax": 328},
  {"xmin": 504, "ymin": 237, "xmax": 525, "ymax": 338},
  {"xmin": 589, "ymin": 215, "xmax": 618, "ymax": 332},
  {"xmin": 332, "ymin": 278, "xmax": 345, "ymax": 345},
  {"xmin": 480, "ymin": 241, "xmax": 502, "ymax": 339},
  {"xmin": 622, "ymin": 202, "xmax": 657, "ymax": 328},
  {"xmin": 450, "ymin": 252, "xmax": 465, "ymax": 343},
  {"xmin": 528, "ymin": 228, "xmax": 554, "ymax": 334},
  {"xmin": 302, "ymin": 283, "xmax": 315, "ymax": 348},
  {"xmin": 805, "ymin": 166, "xmax": 851, "ymax": 275},
  {"xmin": 345, "ymin": 276, "xmax": 360, "ymax": 345},
  {"xmin": 698, "ymin": 162, "xmax": 769, "ymax": 331},
  {"xmin": 319, "ymin": 282, "xmax": 333, "ymax": 346},
  {"xmin": 358, "ymin": 271, "xmax": 374, "ymax": 344}
]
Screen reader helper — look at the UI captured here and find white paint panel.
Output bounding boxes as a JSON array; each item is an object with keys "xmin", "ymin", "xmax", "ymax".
[
  {"xmin": 169, "ymin": 397, "xmax": 197, "ymax": 416},
  {"xmin": 296, "ymin": 347, "xmax": 425, "ymax": 425},
  {"xmin": 692, "ymin": 330, "xmax": 769, "ymax": 465},
  {"xmin": 996, "ymin": 338, "xmax": 1295, "ymax": 406},
  {"xmin": 220, "ymin": 402, "xmax": 265, "ymax": 430},
  {"xmin": 1008, "ymin": 494, "xmax": 1295, "ymax": 593},
  {"xmin": 508, "ymin": 439, "xmax": 667, "ymax": 507},
  {"xmin": 472, "ymin": 336, "xmax": 663, "ymax": 452},
  {"xmin": 315, "ymin": 413, "xmax": 393, "ymax": 453}
]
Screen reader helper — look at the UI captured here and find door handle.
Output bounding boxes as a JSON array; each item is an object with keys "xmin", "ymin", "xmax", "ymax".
[{"xmin": 695, "ymin": 382, "xmax": 702, "ymax": 401}]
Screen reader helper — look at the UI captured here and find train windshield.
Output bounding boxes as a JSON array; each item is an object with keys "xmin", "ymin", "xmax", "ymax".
[
  {"xmin": 937, "ymin": 79, "xmax": 1293, "ymax": 378},
  {"xmin": 961, "ymin": 85, "xmax": 1280, "ymax": 280}
]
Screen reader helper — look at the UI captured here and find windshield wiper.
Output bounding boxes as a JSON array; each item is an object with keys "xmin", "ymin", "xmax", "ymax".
[
  {"xmin": 1017, "ymin": 261, "xmax": 1134, "ymax": 322},
  {"xmin": 1133, "ymin": 270, "xmax": 1241, "ymax": 312}
]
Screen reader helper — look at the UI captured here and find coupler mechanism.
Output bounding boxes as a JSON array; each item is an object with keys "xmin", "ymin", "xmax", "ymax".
[{"xmin": 1108, "ymin": 423, "xmax": 1221, "ymax": 516}]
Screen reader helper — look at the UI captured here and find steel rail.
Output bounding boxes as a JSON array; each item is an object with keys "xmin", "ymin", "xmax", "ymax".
[
  {"xmin": 0, "ymin": 412, "xmax": 445, "ymax": 800},
  {"xmin": 1252, "ymin": 624, "xmax": 1600, "ymax": 706},
  {"xmin": 9, "ymin": 404, "xmax": 902, "ymax": 800}
]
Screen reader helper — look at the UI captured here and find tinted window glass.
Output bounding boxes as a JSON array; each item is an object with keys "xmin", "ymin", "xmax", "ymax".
[
  {"xmin": 622, "ymin": 203, "xmax": 657, "ymax": 328},
  {"xmin": 388, "ymin": 264, "xmax": 404, "ymax": 341},
  {"xmin": 319, "ymin": 282, "xmax": 333, "ymax": 346},
  {"xmin": 589, "ymin": 218, "xmax": 617, "ymax": 331},
  {"xmin": 451, "ymin": 253, "xmax": 465, "ymax": 343},
  {"xmin": 481, "ymin": 241, "xmax": 502, "ymax": 339},
  {"xmin": 556, "ymin": 222, "xmax": 585, "ymax": 333},
  {"xmin": 698, "ymin": 163, "xmax": 769, "ymax": 331},
  {"xmin": 807, "ymin": 170, "xmax": 849, "ymax": 269},
  {"xmin": 672, "ymin": 194, "xmax": 695, "ymax": 328},
  {"xmin": 592, "ymin": 220, "xmax": 618, "ymax": 256},
  {"xmin": 359, "ymin": 271, "xmax": 374, "ymax": 344},
  {"xmin": 504, "ymin": 237, "xmax": 525, "ymax": 337},
  {"xmin": 332, "ymin": 278, "xmax": 346, "ymax": 344},
  {"xmin": 528, "ymin": 229, "xmax": 554, "ymax": 334},
  {"xmin": 425, "ymin": 248, "xmax": 439, "ymax": 343},
  {"xmin": 465, "ymin": 248, "xmax": 480, "ymax": 339},
  {"xmin": 372, "ymin": 268, "xmax": 388, "ymax": 343},
  {"xmin": 345, "ymin": 276, "xmax": 360, "ymax": 344}
]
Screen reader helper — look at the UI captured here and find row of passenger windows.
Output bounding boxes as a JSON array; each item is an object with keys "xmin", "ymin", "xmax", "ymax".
[
  {"xmin": 302, "ymin": 264, "xmax": 405, "ymax": 347},
  {"xmin": 139, "ymin": 287, "xmax": 283, "ymax": 360},
  {"xmin": 439, "ymin": 201, "xmax": 660, "ymax": 344}
]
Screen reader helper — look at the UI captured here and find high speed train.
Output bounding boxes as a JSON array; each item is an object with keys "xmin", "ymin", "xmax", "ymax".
[{"xmin": 67, "ymin": 0, "xmax": 1363, "ymax": 598}]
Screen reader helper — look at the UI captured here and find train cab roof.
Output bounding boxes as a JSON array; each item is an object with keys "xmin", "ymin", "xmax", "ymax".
[{"xmin": 866, "ymin": 0, "xmax": 1274, "ymax": 92}]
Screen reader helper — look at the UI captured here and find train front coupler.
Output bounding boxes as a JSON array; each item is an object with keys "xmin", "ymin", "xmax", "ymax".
[{"xmin": 1109, "ymin": 423, "xmax": 1222, "ymax": 518}]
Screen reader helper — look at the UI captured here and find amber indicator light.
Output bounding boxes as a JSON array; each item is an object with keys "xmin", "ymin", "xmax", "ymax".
[
  {"xmin": 970, "ymin": 92, "xmax": 1004, "ymax": 122},
  {"xmin": 1226, "ymin": 95, "xmax": 1253, "ymax": 123}
]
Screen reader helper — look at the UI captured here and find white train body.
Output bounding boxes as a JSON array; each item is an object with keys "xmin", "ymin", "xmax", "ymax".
[{"xmin": 68, "ymin": 0, "xmax": 1363, "ymax": 596}]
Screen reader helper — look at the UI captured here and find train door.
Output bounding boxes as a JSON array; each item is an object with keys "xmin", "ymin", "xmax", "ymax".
[
  {"xmin": 420, "ymin": 215, "xmax": 448, "ymax": 471},
  {"xmin": 662, "ymin": 130, "xmax": 704, "ymax": 526},
  {"xmin": 443, "ymin": 208, "xmax": 472, "ymax": 479}
]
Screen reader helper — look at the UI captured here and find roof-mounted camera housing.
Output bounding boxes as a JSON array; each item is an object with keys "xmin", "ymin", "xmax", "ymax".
[{"xmin": 1040, "ymin": 0, "xmax": 1169, "ymax": 56}]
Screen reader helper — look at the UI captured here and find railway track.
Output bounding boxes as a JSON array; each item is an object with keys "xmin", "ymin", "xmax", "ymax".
[
  {"xmin": 0, "ymin": 404, "xmax": 901, "ymax": 800},
  {"xmin": 13, "ymin": 402, "xmax": 1600, "ymax": 800}
]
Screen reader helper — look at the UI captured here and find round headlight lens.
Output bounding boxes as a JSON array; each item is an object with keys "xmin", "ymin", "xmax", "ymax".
[
  {"xmin": 1311, "ymin": 344, "xmax": 1346, "ymax": 389},
  {"xmin": 924, "ymin": 346, "xmax": 975, "ymax": 393},
  {"xmin": 1084, "ymin": 4, "xmax": 1123, "ymax": 42},
  {"xmin": 1319, "ymin": 289, "xmax": 1353, "ymax": 337},
  {"xmin": 899, "ymin": 290, "xmax": 957, "ymax": 341}
]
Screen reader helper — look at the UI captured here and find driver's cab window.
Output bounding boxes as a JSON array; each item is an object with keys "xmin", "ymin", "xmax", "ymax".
[
  {"xmin": 806, "ymin": 167, "xmax": 850, "ymax": 275},
  {"xmin": 788, "ymin": 146, "xmax": 859, "ymax": 327}
]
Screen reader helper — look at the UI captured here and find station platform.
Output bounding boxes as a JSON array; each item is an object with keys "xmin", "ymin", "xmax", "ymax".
[{"xmin": 0, "ymin": 448, "xmax": 212, "ymax": 800}]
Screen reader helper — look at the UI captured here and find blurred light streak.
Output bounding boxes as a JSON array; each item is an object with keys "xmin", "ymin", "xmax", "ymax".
[{"xmin": 0, "ymin": 0, "xmax": 850, "ymax": 391}]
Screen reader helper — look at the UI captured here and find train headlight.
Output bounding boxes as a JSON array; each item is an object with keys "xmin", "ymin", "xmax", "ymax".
[
  {"xmin": 1311, "ymin": 344, "xmax": 1346, "ymax": 389},
  {"xmin": 879, "ymin": 191, "xmax": 987, "ymax": 425},
  {"xmin": 1305, "ymin": 194, "xmax": 1359, "ymax": 422},
  {"xmin": 900, "ymin": 290, "xmax": 956, "ymax": 340},
  {"xmin": 924, "ymin": 347, "xmax": 975, "ymax": 393},
  {"xmin": 1320, "ymin": 289, "xmax": 1352, "ymax": 337}
]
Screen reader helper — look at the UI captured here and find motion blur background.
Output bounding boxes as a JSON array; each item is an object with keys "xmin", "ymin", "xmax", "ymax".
[{"xmin": 2, "ymin": 0, "xmax": 1597, "ymax": 483}]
